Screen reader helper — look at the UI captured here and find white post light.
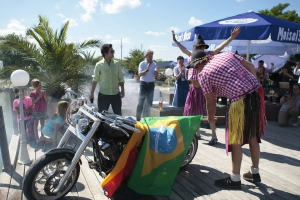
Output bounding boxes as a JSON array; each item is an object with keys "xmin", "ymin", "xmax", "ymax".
[
  {"xmin": 165, "ymin": 68, "xmax": 173, "ymax": 88},
  {"xmin": 10, "ymin": 69, "xmax": 32, "ymax": 165}
]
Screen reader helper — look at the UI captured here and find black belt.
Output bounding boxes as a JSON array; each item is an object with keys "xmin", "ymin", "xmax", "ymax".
[{"xmin": 141, "ymin": 81, "xmax": 154, "ymax": 84}]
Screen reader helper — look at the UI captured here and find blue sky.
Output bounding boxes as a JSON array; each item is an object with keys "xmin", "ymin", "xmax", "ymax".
[{"xmin": 0, "ymin": 0, "xmax": 299, "ymax": 61}]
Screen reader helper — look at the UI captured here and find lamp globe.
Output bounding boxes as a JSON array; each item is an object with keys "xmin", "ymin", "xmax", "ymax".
[
  {"xmin": 10, "ymin": 70, "xmax": 30, "ymax": 87},
  {"xmin": 165, "ymin": 68, "xmax": 173, "ymax": 77}
]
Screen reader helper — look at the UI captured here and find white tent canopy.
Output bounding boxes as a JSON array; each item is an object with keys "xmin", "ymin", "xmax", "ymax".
[{"xmin": 251, "ymin": 54, "xmax": 289, "ymax": 72}]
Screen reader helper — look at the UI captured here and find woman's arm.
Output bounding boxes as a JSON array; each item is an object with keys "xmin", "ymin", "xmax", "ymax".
[
  {"xmin": 52, "ymin": 123, "xmax": 60, "ymax": 148},
  {"xmin": 294, "ymin": 62, "xmax": 300, "ymax": 75},
  {"xmin": 174, "ymin": 67, "xmax": 182, "ymax": 80},
  {"xmin": 213, "ymin": 27, "xmax": 240, "ymax": 55},
  {"xmin": 172, "ymin": 31, "xmax": 191, "ymax": 57}
]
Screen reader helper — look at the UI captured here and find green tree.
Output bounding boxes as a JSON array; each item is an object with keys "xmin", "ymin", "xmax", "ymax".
[
  {"xmin": 0, "ymin": 15, "xmax": 102, "ymax": 100},
  {"xmin": 259, "ymin": 3, "xmax": 300, "ymax": 23},
  {"xmin": 121, "ymin": 48, "xmax": 145, "ymax": 75}
]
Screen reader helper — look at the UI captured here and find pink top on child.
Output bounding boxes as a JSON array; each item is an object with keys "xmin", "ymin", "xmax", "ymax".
[
  {"xmin": 30, "ymin": 90, "xmax": 47, "ymax": 112},
  {"xmin": 13, "ymin": 96, "xmax": 33, "ymax": 121}
]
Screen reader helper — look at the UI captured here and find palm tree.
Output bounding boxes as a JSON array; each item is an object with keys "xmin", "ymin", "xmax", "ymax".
[
  {"xmin": 0, "ymin": 15, "xmax": 102, "ymax": 100},
  {"xmin": 121, "ymin": 48, "xmax": 145, "ymax": 75}
]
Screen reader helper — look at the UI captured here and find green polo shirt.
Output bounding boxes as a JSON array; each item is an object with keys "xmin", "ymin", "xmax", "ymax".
[{"xmin": 92, "ymin": 59, "xmax": 124, "ymax": 95}]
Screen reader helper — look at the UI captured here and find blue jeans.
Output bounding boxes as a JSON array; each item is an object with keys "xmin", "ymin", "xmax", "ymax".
[{"xmin": 136, "ymin": 81, "xmax": 155, "ymax": 121}]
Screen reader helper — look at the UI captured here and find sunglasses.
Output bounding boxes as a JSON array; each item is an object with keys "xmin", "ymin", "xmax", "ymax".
[{"xmin": 110, "ymin": 50, "xmax": 115, "ymax": 53}]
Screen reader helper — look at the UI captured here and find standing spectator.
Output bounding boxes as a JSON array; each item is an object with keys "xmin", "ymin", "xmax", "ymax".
[
  {"xmin": 189, "ymin": 49, "xmax": 265, "ymax": 188},
  {"xmin": 30, "ymin": 79, "xmax": 49, "ymax": 143},
  {"xmin": 172, "ymin": 56, "xmax": 189, "ymax": 107},
  {"xmin": 12, "ymin": 88, "xmax": 34, "ymax": 140},
  {"xmin": 282, "ymin": 55, "xmax": 298, "ymax": 87},
  {"xmin": 41, "ymin": 101, "xmax": 69, "ymax": 148},
  {"xmin": 90, "ymin": 44, "xmax": 125, "ymax": 115},
  {"xmin": 278, "ymin": 83, "xmax": 300, "ymax": 127},
  {"xmin": 294, "ymin": 61, "xmax": 300, "ymax": 84},
  {"xmin": 136, "ymin": 50, "xmax": 159, "ymax": 121}
]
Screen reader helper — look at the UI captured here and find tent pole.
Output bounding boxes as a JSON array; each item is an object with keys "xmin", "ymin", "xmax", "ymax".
[{"xmin": 246, "ymin": 40, "xmax": 250, "ymax": 61}]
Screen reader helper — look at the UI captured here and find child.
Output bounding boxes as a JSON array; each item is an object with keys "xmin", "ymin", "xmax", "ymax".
[
  {"xmin": 40, "ymin": 101, "xmax": 69, "ymax": 148},
  {"xmin": 30, "ymin": 79, "xmax": 49, "ymax": 143},
  {"xmin": 12, "ymin": 88, "xmax": 35, "ymax": 140}
]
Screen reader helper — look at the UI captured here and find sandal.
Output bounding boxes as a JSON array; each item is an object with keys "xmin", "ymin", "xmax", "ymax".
[{"xmin": 208, "ymin": 138, "xmax": 218, "ymax": 145}]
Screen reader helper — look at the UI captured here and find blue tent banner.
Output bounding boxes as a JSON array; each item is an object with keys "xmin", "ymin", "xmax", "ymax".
[{"xmin": 172, "ymin": 12, "xmax": 300, "ymax": 55}]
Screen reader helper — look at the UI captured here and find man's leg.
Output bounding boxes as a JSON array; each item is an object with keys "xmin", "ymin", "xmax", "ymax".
[
  {"xmin": 248, "ymin": 137, "xmax": 260, "ymax": 168},
  {"xmin": 136, "ymin": 84, "xmax": 147, "ymax": 121},
  {"xmin": 278, "ymin": 111, "xmax": 288, "ymax": 126},
  {"xmin": 243, "ymin": 137, "xmax": 261, "ymax": 183},
  {"xmin": 98, "ymin": 92, "xmax": 110, "ymax": 113},
  {"xmin": 144, "ymin": 83, "xmax": 155, "ymax": 117},
  {"xmin": 231, "ymin": 144, "xmax": 243, "ymax": 175},
  {"xmin": 111, "ymin": 93, "xmax": 122, "ymax": 115},
  {"xmin": 214, "ymin": 144, "xmax": 242, "ymax": 188},
  {"xmin": 289, "ymin": 107, "xmax": 299, "ymax": 125}
]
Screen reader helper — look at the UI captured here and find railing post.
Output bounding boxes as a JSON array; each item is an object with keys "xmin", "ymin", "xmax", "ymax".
[
  {"xmin": 10, "ymin": 89, "xmax": 18, "ymax": 135},
  {"xmin": 0, "ymin": 105, "xmax": 13, "ymax": 172}
]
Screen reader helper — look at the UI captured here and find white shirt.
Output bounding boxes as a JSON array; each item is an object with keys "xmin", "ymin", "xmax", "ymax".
[
  {"xmin": 139, "ymin": 61, "xmax": 157, "ymax": 82},
  {"xmin": 293, "ymin": 68, "xmax": 300, "ymax": 83}
]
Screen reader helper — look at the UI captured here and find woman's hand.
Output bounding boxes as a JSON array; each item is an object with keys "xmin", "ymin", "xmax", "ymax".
[
  {"xmin": 172, "ymin": 31, "xmax": 177, "ymax": 42},
  {"xmin": 231, "ymin": 26, "xmax": 241, "ymax": 39}
]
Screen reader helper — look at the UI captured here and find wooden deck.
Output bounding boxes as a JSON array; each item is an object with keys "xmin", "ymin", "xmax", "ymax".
[{"xmin": 1, "ymin": 120, "xmax": 300, "ymax": 200}]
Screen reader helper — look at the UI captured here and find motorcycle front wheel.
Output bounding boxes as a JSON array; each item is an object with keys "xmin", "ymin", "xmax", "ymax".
[
  {"xmin": 23, "ymin": 150, "xmax": 80, "ymax": 200},
  {"xmin": 181, "ymin": 135, "xmax": 198, "ymax": 168}
]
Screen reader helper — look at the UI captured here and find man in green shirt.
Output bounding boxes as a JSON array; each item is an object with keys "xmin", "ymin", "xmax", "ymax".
[{"xmin": 90, "ymin": 44, "xmax": 125, "ymax": 115}]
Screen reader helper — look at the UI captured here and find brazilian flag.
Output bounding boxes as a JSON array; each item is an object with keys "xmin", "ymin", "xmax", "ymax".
[{"xmin": 127, "ymin": 115, "xmax": 202, "ymax": 196}]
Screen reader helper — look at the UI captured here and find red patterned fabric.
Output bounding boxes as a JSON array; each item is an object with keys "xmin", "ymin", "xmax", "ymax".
[
  {"xmin": 199, "ymin": 52, "xmax": 260, "ymax": 102},
  {"xmin": 183, "ymin": 86, "xmax": 207, "ymax": 116}
]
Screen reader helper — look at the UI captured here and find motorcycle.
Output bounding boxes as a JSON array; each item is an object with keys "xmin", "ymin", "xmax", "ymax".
[{"xmin": 22, "ymin": 88, "xmax": 198, "ymax": 200}]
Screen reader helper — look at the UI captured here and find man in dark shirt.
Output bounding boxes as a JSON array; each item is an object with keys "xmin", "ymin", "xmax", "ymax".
[{"xmin": 282, "ymin": 55, "xmax": 298, "ymax": 88}]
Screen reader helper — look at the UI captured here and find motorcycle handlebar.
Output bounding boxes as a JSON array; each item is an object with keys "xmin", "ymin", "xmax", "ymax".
[{"xmin": 66, "ymin": 88, "xmax": 140, "ymax": 134}]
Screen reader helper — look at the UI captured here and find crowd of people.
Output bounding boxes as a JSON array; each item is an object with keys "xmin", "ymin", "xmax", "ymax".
[{"xmin": 12, "ymin": 27, "xmax": 299, "ymax": 191}]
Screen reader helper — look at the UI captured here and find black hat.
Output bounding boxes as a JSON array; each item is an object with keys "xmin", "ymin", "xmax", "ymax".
[
  {"xmin": 186, "ymin": 49, "xmax": 209, "ymax": 69},
  {"xmin": 177, "ymin": 56, "xmax": 184, "ymax": 60},
  {"xmin": 194, "ymin": 34, "xmax": 209, "ymax": 50}
]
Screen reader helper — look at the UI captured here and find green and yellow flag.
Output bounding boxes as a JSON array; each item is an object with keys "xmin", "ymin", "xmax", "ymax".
[{"xmin": 127, "ymin": 115, "xmax": 202, "ymax": 196}]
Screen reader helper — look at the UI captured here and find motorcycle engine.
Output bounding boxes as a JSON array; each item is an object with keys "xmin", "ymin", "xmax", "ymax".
[{"xmin": 98, "ymin": 140, "xmax": 120, "ymax": 162}]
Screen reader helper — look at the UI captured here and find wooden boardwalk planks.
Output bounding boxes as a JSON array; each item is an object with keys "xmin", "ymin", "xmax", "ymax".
[{"xmin": 0, "ymin": 119, "xmax": 299, "ymax": 200}]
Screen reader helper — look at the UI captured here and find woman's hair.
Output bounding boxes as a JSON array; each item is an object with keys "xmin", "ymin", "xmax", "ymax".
[
  {"xmin": 52, "ymin": 101, "xmax": 69, "ymax": 119},
  {"xmin": 31, "ymin": 78, "xmax": 40, "ymax": 88}
]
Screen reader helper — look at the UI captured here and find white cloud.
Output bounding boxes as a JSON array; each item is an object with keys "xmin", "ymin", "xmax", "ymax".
[
  {"xmin": 79, "ymin": 0, "xmax": 99, "ymax": 22},
  {"xmin": 145, "ymin": 31, "xmax": 166, "ymax": 36},
  {"xmin": 55, "ymin": 3, "xmax": 60, "ymax": 9},
  {"xmin": 109, "ymin": 37, "xmax": 131, "ymax": 44},
  {"xmin": 105, "ymin": 35, "xmax": 112, "ymax": 39},
  {"xmin": 0, "ymin": 19, "xmax": 27, "ymax": 36},
  {"xmin": 170, "ymin": 26, "xmax": 180, "ymax": 33},
  {"xmin": 188, "ymin": 17, "xmax": 203, "ymax": 26},
  {"xmin": 81, "ymin": 13, "xmax": 92, "ymax": 22},
  {"xmin": 63, "ymin": 18, "xmax": 78, "ymax": 27},
  {"xmin": 148, "ymin": 45, "xmax": 168, "ymax": 51},
  {"xmin": 100, "ymin": 0, "xmax": 141, "ymax": 14},
  {"xmin": 57, "ymin": 13, "xmax": 65, "ymax": 18}
]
